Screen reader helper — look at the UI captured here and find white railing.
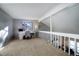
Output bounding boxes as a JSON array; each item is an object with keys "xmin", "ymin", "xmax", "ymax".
[
  {"xmin": 39, "ymin": 31, "xmax": 79, "ymax": 56},
  {"xmin": 39, "ymin": 31, "xmax": 79, "ymax": 39}
]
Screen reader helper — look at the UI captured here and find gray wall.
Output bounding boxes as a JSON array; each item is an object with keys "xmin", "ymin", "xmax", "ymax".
[
  {"xmin": 39, "ymin": 32, "xmax": 50, "ymax": 41},
  {"xmin": 13, "ymin": 19, "xmax": 38, "ymax": 38},
  {"xmin": 0, "ymin": 8, "xmax": 13, "ymax": 46},
  {"xmin": 38, "ymin": 4, "xmax": 79, "ymax": 41},
  {"xmin": 39, "ymin": 22, "xmax": 50, "ymax": 31},
  {"xmin": 52, "ymin": 4, "xmax": 79, "ymax": 34},
  {"xmin": 39, "ymin": 4, "xmax": 79, "ymax": 34},
  {"xmin": 39, "ymin": 17, "xmax": 50, "ymax": 31},
  {"xmin": 38, "ymin": 17, "xmax": 50, "ymax": 41},
  {"xmin": 13, "ymin": 19, "xmax": 31, "ymax": 38}
]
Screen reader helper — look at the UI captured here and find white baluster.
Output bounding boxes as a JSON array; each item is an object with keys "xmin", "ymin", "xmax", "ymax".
[
  {"xmin": 53, "ymin": 35, "xmax": 55, "ymax": 47},
  {"xmin": 68, "ymin": 37, "xmax": 70, "ymax": 55},
  {"xmin": 55, "ymin": 35, "xmax": 56, "ymax": 48},
  {"xmin": 74, "ymin": 38, "xmax": 77, "ymax": 56},
  {"xmin": 60, "ymin": 36, "xmax": 62, "ymax": 49},
  {"xmin": 54, "ymin": 35, "xmax": 56, "ymax": 47},
  {"xmin": 52, "ymin": 34, "xmax": 53, "ymax": 44},
  {"xmin": 50, "ymin": 33, "xmax": 52, "ymax": 44},
  {"xmin": 57, "ymin": 35, "xmax": 60, "ymax": 49},
  {"xmin": 59, "ymin": 36, "xmax": 60, "ymax": 48},
  {"xmin": 64, "ymin": 37, "xmax": 66, "ymax": 52}
]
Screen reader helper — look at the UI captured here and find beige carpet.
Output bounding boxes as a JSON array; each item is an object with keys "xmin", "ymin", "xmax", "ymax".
[{"xmin": 0, "ymin": 38, "xmax": 68, "ymax": 56}]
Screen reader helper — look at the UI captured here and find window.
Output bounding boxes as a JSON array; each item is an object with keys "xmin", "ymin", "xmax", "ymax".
[
  {"xmin": 22, "ymin": 22, "xmax": 32, "ymax": 31},
  {"xmin": 0, "ymin": 26, "xmax": 8, "ymax": 40}
]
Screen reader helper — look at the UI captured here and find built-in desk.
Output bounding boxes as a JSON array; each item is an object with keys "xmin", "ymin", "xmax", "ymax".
[
  {"xmin": 18, "ymin": 30, "xmax": 36, "ymax": 40},
  {"xmin": 18, "ymin": 31, "xmax": 25, "ymax": 40}
]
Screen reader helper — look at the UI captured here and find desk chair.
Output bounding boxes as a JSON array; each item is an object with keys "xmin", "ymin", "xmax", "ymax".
[{"xmin": 24, "ymin": 31, "xmax": 31, "ymax": 39}]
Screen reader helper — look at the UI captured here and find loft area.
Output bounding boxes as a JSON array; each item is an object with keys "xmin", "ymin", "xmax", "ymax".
[{"xmin": 0, "ymin": 3, "xmax": 79, "ymax": 56}]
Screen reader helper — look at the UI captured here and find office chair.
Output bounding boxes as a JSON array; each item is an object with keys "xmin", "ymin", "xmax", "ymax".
[{"xmin": 24, "ymin": 30, "xmax": 31, "ymax": 39}]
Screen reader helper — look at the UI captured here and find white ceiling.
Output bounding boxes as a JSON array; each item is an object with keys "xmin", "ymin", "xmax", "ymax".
[{"xmin": 0, "ymin": 3, "xmax": 60, "ymax": 20}]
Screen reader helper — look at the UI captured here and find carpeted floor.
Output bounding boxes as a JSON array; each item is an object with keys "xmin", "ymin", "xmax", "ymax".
[{"xmin": 0, "ymin": 38, "xmax": 68, "ymax": 56}]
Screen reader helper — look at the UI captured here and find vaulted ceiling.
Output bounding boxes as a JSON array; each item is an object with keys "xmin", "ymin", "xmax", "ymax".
[{"xmin": 0, "ymin": 3, "xmax": 60, "ymax": 20}]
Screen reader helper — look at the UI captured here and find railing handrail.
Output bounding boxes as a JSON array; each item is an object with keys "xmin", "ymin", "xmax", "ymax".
[{"xmin": 39, "ymin": 31, "xmax": 79, "ymax": 39}]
